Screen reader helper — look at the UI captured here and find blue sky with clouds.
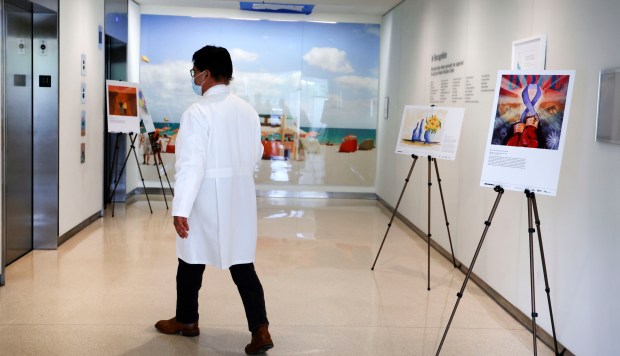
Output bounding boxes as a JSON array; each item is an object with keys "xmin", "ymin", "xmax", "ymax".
[{"xmin": 140, "ymin": 15, "xmax": 380, "ymax": 129}]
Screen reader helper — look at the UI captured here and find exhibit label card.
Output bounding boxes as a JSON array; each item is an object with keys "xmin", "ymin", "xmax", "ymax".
[
  {"xmin": 395, "ymin": 105, "xmax": 465, "ymax": 160},
  {"xmin": 480, "ymin": 70, "xmax": 575, "ymax": 196}
]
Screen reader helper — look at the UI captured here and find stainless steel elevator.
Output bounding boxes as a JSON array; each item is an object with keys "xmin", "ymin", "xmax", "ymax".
[{"xmin": 2, "ymin": 0, "xmax": 58, "ymax": 274}]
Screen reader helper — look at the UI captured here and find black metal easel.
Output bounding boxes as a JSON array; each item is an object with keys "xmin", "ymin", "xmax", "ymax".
[
  {"xmin": 107, "ymin": 133, "xmax": 122, "ymax": 206},
  {"xmin": 108, "ymin": 132, "xmax": 153, "ymax": 217},
  {"xmin": 371, "ymin": 153, "xmax": 458, "ymax": 291},
  {"xmin": 150, "ymin": 134, "xmax": 174, "ymax": 209},
  {"xmin": 435, "ymin": 186, "xmax": 562, "ymax": 356}
]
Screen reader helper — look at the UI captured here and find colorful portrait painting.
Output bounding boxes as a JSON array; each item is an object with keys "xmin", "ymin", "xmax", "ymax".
[{"xmin": 491, "ymin": 74, "xmax": 571, "ymax": 150}]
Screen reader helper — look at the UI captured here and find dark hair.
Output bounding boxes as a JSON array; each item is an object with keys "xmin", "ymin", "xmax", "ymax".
[{"xmin": 192, "ymin": 45, "xmax": 233, "ymax": 84}]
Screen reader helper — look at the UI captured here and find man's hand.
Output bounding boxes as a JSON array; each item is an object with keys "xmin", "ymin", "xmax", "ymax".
[{"xmin": 174, "ymin": 216, "xmax": 190, "ymax": 238}]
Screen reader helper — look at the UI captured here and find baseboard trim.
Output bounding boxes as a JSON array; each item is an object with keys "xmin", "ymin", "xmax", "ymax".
[
  {"xmin": 127, "ymin": 187, "xmax": 174, "ymax": 198},
  {"xmin": 376, "ymin": 196, "xmax": 574, "ymax": 356},
  {"xmin": 58, "ymin": 211, "xmax": 102, "ymax": 247}
]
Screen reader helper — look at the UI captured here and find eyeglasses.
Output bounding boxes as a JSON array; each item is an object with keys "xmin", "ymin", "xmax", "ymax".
[{"xmin": 190, "ymin": 69, "xmax": 206, "ymax": 78}]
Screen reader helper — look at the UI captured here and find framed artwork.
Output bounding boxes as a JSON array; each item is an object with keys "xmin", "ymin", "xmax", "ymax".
[
  {"xmin": 395, "ymin": 105, "xmax": 465, "ymax": 160},
  {"xmin": 595, "ymin": 68, "xmax": 620, "ymax": 144},
  {"xmin": 480, "ymin": 70, "xmax": 575, "ymax": 195},
  {"xmin": 106, "ymin": 80, "xmax": 140, "ymax": 133},
  {"xmin": 81, "ymin": 110, "xmax": 86, "ymax": 136},
  {"xmin": 511, "ymin": 34, "xmax": 547, "ymax": 71},
  {"xmin": 138, "ymin": 86, "xmax": 156, "ymax": 133}
]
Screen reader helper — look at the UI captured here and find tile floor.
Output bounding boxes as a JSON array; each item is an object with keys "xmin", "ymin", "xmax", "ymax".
[{"xmin": 0, "ymin": 197, "xmax": 553, "ymax": 355}]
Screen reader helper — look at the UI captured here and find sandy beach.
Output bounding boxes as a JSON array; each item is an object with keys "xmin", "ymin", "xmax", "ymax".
[{"xmin": 138, "ymin": 144, "xmax": 376, "ymax": 190}]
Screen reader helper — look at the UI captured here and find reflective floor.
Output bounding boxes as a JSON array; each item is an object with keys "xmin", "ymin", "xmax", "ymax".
[{"xmin": 0, "ymin": 198, "xmax": 552, "ymax": 355}]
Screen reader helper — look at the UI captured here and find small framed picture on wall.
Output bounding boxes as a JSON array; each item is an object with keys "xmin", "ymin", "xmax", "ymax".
[
  {"xmin": 511, "ymin": 34, "xmax": 547, "ymax": 71},
  {"xmin": 81, "ymin": 110, "xmax": 86, "ymax": 136}
]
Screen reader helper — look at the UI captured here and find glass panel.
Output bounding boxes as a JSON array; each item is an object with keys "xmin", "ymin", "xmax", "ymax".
[
  {"xmin": 139, "ymin": 15, "xmax": 379, "ymax": 192},
  {"xmin": 298, "ymin": 22, "xmax": 380, "ymax": 188}
]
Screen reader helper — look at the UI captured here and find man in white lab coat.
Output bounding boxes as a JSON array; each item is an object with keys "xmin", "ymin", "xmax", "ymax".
[{"xmin": 155, "ymin": 45, "xmax": 273, "ymax": 355}]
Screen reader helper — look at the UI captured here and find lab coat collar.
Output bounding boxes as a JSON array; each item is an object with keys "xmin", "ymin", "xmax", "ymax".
[{"xmin": 204, "ymin": 84, "xmax": 230, "ymax": 97}]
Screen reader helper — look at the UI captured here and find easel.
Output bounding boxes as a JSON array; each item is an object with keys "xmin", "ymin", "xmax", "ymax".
[
  {"xmin": 149, "ymin": 131, "xmax": 174, "ymax": 207},
  {"xmin": 371, "ymin": 153, "xmax": 458, "ymax": 291},
  {"xmin": 435, "ymin": 186, "xmax": 562, "ymax": 356},
  {"xmin": 108, "ymin": 132, "xmax": 153, "ymax": 217}
]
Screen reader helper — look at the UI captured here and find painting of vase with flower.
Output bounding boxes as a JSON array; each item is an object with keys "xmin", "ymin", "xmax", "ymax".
[
  {"xmin": 395, "ymin": 105, "xmax": 464, "ymax": 160},
  {"xmin": 399, "ymin": 108, "xmax": 446, "ymax": 147}
]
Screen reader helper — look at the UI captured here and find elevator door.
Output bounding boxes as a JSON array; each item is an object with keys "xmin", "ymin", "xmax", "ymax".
[
  {"xmin": 3, "ymin": 0, "xmax": 58, "ymax": 266},
  {"xmin": 4, "ymin": 2, "xmax": 33, "ymax": 265}
]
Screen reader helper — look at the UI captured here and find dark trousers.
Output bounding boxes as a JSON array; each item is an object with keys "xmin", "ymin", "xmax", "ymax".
[{"xmin": 176, "ymin": 258, "xmax": 269, "ymax": 333}]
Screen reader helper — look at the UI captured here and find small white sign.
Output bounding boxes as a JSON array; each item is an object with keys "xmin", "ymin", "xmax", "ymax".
[
  {"xmin": 383, "ymin": 96, "xmax": 390, "ymax": 119},
  {"xmin": 511, "ymin": 34, "xmax": 547, "ymax": 71},
  {"xmin": 81, "ymin": 82, "xmax": 86, "ymax": 103}
]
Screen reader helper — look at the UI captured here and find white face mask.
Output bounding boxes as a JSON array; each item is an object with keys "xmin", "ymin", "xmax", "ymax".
[{"xmin": 191, "ymin": 70, "xmax": 206, "ymax": 96}]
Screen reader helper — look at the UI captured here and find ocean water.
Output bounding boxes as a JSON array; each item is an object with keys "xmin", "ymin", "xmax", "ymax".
[
  {"xmin": 151, "ymin": 122, "xmax": 377, "ymax": 145},
  {"xmin": 153, "ymin": 122, "xmax": 179, "ymax": 138},
  {"xmin": 300, "ymin": 127, "xmax": 377, "ymax": 144}
]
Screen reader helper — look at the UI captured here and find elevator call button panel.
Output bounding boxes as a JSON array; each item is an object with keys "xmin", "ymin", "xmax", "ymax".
[
  {"xmin": 39, "ymin": 75, "xmax": 52, "ymax": 88},
  {"xmin": 18, "ymin": 38, "xmax": 25, "ymax": 55},
  {"xmin": 39, "ymin": 40, "xmax": 47, "ymax": 56},
  {"xmin": 14, "ymin": 74, "xmax": 26, "ymax": 87}
]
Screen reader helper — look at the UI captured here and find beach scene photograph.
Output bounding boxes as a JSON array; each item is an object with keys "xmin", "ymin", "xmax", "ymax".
[{"xmin": 138, "ymin": 15, "xmax": 380, "ymax": 189}]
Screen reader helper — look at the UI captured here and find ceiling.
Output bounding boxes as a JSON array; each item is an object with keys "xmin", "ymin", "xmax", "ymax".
[{"xmin": 134, "ymin": 0, "xmax": 404, "ymax": 17}]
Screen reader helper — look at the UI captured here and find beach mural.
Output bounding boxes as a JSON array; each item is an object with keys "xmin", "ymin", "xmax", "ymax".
[{"xmin": 140, "ymin": 15, "xmax": 380, "ymax": 188}]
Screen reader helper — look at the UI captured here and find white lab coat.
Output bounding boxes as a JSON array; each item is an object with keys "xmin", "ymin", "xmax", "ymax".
[{"xmin": 172, "ymin": 84, "xmax": 263, "ymax": 269}]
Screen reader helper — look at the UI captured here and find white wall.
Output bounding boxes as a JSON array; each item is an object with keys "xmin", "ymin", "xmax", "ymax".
[
  {"xmin": 377, "ymin": 0, "xmax": 620, "ymax": 354},
  {"xmin": 58, "ymin": 0, "xmax": 105, "ymax": 235}
]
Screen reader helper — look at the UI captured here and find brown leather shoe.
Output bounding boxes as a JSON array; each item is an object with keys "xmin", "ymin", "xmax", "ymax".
[
  {"xmin": 154, "ymin": 317, "xmax": 200, "ymax": 337},
  {"xmin": 245, "ymin": 324, "xmax": 274, "ymax": 355}
]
